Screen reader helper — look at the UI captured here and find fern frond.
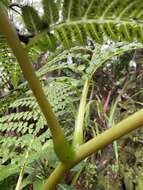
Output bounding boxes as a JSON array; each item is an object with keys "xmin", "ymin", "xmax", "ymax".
[
  {"xmin": 25, "ymin": 0, "xmax": 143, "ymax": 50},
  {"xmin": 37, "ymin": 46, "xmax": 91, "ymax": 77},
  {"xmin": 42, "ymin": 0, "xmax": 59, "ymax": 25},
  {"xmin": 22, "ymin": 6, "xmax": 44, "ymax": 34},
  {"xmin": 86, "ymin": 42, "xmax": 143, "ymax": 76},
  {"xmin": 27, "ymin": 32, "xmax": 57, "ymax": 52},
  {"xmin": 0, "ymin": 35, "xmax": 21, "ymax": 89},
  {"xmin": 62, "ymin": 0, "xmax": 81, "ymax": 20},
  {"xmin": 0, "ymin": 78, "xmax": 78, "ymax": 165}
]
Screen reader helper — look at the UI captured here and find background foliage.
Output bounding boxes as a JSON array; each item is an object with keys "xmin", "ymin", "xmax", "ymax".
[{"xmin": 0, "ymin": 0, "xmax": 143, "ymax": 189}]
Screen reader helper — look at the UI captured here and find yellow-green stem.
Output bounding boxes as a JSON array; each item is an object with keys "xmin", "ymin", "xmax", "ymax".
[
  {"xmin": 43, "ymin": 109, "xmax": 143, "ymax": 189},
  {"xmin": 15, "ymin": 156, "xmax": 28, "ymax": 190},
  {"xmin": 75, "ymin": 109, "xmax": 143, "ymax": 162},
  {"xmin": 0, "ymin": 3, "xmax": 75, "ymax": 164},
  {"xmin": 43, "ymin": 163, "xmax": 69, "ymax": 190},
  {"xmin": 73, "ymin": 78, "xmax": 90, "ymax": 147}
]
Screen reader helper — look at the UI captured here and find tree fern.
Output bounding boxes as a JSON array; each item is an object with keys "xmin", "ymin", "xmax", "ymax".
[
  {"xmin": 1, "ymin": 40, "xmax": 143, "ymax": 167},
  {"xmin": 1, "ymin": 1, "xmax": 143, "ymax": 189}
]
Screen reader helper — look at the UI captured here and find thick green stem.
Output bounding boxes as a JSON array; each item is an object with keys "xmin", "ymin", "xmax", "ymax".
[
  {"xmin": 43, "ymin": 163, "xmax": 69, "ymax": 190},
  {"xmin": 75, "ymin": 108, "xmax": 143, "ymax": 162},
  {"xmin": 73, "ymin": 78, "xmax": 90, "ymax": 147},
  {"xmin": 0, "ymin": 3, "xmax": 75, "ymax": 164},
  {"xmin": 43, "ymin": 109, "xmax": 143, "ymax": 189}
]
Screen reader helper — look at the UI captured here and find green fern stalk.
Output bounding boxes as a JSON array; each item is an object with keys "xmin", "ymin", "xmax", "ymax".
[
  {"xmin": 72, "ymin": 78, "xmax": 90, "ymax": 147},
  {"xmin": 15, "ymin": 150, "xmax": 29, "ymax": 190},
  {"xmin": 75, "ymin": 109, "xmax": 143, "ymax": 162},
  {"xmin": 15, "ymin": 137, "xmax": 35, "ymax": 190},
  {"xmin": 0, "ymin": 3, "xmax": 75, "ymax": 165},
  {"xmin": 43, "ymin": 163, "xmax": 68, "ymax": 190}
]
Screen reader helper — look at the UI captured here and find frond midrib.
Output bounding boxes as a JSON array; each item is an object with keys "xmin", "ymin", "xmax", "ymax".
[{"xmin": 51, "ymin": 18, "xmax": 143, "ymax": 30}]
